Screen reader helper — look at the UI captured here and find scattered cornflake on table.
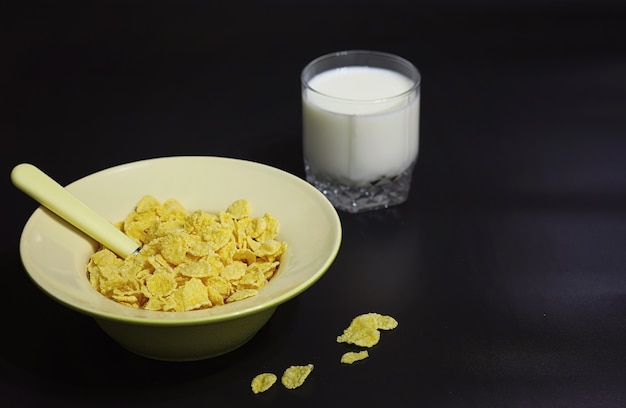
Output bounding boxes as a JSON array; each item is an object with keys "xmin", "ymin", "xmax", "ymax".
[
  {"xmin": 340, "ymin": 350, "xmax": 369, "ymax": 364},
  {"xmin": 336, "ymin": 312, "xmax": 398, "ymax": 348},
  {"xmin": 281, "ymin": 364, "xmax": 314, "ymax": 389},
  {"xmin": 251, "ymin": 373, "xmax": 278, "ymax": 394}
]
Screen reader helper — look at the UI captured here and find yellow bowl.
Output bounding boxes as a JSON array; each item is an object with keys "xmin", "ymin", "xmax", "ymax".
[{"xmin": 19, "ymin": 156, "xmax": 342, "ymax": 361}]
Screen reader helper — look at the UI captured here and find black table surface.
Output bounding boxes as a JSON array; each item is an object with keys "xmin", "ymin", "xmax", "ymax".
[{"xmin": 2, "ymin": 1, "xmax": 625, "ymax": 406}]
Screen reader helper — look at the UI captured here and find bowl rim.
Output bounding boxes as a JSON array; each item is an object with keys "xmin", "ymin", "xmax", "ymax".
[{"xmin": 19, "ymin": 155, "xmax": 342, "ymax": 326}]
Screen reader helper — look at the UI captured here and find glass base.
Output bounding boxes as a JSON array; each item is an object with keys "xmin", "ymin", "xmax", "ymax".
[{"xmin": 305, "ymin": 164, "xmax": 415, "ymax": 213}]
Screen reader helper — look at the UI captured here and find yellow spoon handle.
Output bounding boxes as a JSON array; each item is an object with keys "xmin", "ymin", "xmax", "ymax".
[{"xmin": 11, "ymin": 163, "xmax": 139, "ymax": 258}]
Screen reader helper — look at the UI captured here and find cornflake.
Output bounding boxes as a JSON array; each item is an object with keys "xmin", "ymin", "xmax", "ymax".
[
  {"xmin": 281, "ymin": 364, "xmax": 314, "ymax": 390},
  {"xmin": 87, "ymin": 197, "xmax": 287, "ymax": 311},
  {"xmin": 340, "ymin": 350, "xmax": 369, "ymax": 364},
  {"xmin": 336, "ymin": 312, "xmax": 398, "ymax": 348},
  {"xmin": 251, "ymin": 373, "xmax": 277, "ymax": 394}
]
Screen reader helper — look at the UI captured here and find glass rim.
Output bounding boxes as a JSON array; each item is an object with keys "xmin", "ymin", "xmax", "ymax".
[{"xmin": 301, "ymin": 50, "xmax": 421, "ymax": 103}]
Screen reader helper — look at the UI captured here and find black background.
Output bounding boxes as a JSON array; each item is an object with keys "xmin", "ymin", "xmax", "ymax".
[{"xmin": 2, "ymin": 1, "xmax": 625, "ymax": 406}]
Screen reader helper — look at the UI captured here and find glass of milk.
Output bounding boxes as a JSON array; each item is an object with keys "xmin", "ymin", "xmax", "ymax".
[{"xmin": 301, "ymin": 50, "xmax": 421, "ymax": 213}]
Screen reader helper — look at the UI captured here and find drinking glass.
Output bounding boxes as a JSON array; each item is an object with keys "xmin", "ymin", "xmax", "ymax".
[{"xmin": 301, "ymin": 50, "xmax": 421, "ymax": 213}]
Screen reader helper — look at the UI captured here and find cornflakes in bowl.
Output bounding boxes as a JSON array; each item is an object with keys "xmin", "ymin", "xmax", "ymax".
[{"xmin": 17, "ymin": 156, "xmax": 342, "ymax": 361}]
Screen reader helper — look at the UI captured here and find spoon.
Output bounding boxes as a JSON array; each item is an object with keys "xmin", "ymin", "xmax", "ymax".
[{"xmin": 11, "ymin": 163, "xmax": 140, "ymax": 258}]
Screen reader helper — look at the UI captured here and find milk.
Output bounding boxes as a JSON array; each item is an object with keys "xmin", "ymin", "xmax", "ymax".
[{"xmin": 303, "ymin": 66, "xmax": 420, "ymax": 186}]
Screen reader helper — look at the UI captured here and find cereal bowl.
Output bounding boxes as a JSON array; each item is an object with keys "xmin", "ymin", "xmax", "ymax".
[{"xmin": 18, "ymin": 156, "xmax": 342, "ymax": 361}]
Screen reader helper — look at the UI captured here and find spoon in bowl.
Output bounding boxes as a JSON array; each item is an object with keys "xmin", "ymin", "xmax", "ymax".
[{"xmin": 11, "ymin": 163, "xmax": 140, "ymax": 258}]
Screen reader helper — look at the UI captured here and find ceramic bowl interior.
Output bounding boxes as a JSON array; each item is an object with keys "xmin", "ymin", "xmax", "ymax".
[{"xmin": 19, "ymin": 156, "xmax": 342, "ymax": 360}]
